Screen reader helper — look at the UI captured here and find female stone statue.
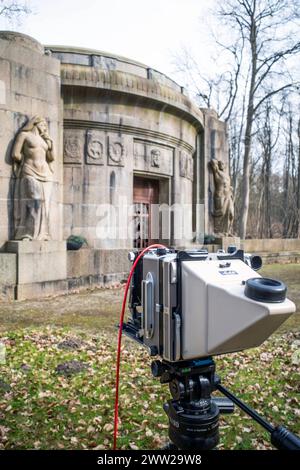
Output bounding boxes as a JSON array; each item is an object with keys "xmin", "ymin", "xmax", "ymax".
[
  {"xmin": 209, "ymin": 159, "xmax": 234, "ymax": 236},
  {"xmin": 12, "ymin": 116, "xmax": 55, "ymax": 240}
]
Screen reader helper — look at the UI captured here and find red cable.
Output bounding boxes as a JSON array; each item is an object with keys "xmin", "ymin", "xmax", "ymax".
[{"xmin": 113, "ymin": 244, "xmax": 167, "ymax": 450}]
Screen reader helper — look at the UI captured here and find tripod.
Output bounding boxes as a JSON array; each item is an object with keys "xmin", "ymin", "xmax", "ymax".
[{"xmin": 151, "ymin": 358, "xmax": 300, "ymax": 450}]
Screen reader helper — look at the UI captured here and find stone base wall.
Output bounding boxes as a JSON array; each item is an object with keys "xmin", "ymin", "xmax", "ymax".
[
  {"xmin": 1, "ymin": 240, "xmax": 300, "ymax": 301},
  {"xmin": 242, "ymin": 239, "xmax": 300, "ymax": 252},
  {"xmin": 0, "ymin": 245, "xmax": 130, "ymax": 300},
  {"xmin": 260, "ymin": 252, "xmax": 300, "ymax": 265},
  {"xmin": 0, "ymin": 251, "xmax": 17, "ymax": 300},
  {"xmin": 67, "ymin": 248, "xmax": 130, "ymax": 278}
]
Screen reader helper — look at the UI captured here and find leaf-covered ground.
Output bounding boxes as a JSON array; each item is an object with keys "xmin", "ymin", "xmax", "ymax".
[{"xmin": 0, "ymin": 263, "xmax": 299, "ymax": 450}]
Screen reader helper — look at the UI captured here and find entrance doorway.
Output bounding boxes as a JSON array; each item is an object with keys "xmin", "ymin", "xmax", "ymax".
[{"xmin": 133, "ymin": 176, "xmax": 159, "ymax": 248}]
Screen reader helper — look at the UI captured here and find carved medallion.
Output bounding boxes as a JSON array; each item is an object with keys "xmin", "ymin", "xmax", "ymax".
[
  {"xmin": 86, "ymin": 130, "xmax": 105, "ymax": 165},
  {"xmin": 64, "ymin": 130, "xmax": 84, "ymax": 164},
  {"xmin": 108, "ymin": 137, "xmax": 125, "ymax": 166}
]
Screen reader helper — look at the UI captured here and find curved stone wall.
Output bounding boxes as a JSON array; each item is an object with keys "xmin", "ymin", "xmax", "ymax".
[{"xmin": 48, "ymin": 46, "xmax": 206, "ymax": 248}]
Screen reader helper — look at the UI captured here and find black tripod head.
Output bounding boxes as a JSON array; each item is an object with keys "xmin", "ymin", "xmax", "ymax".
[{"xmin": 151, "ymin": 357, "xmax": 300, "ymax": 451}]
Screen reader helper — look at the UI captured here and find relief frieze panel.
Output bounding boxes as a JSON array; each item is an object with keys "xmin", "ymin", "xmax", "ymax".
[
  {"xmin": 133, "ymin": 140, "xmax": 173, "ymax": 176},
  {"xmin": 179, "ymin": 150, "xmax": 194, "ymax": 181},
  {"xmin": 108, "ymin": 136, "xmax": 126, "ymax": 166},
  {"xmin": 86, "ymin": 130, "xmax": 105, "ymax": 165},
  {"xmin": 63, "ymin": 129, "xmax": 84, "ymax": 164}
]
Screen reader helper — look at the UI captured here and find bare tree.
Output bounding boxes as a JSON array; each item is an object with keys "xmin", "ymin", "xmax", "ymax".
[
  {"xmin": 282, "ymin": 102, "xmax": 300, "ymax": 238},
  {"xmin": 174, "ymin": 0, "xmax": 300, "ymax": 239},
  {"xmin": 218, "ymin": 0, "xmax": 300, "ymax": 238},
  {"xmin": 256, "ymin": 99, "xmax": 282, "ymax": 238},
  {"xmin": 0, "ymin": 1, "xmax": 31, "ymax": 22},
  {"xmin": 174, "ymin": 40, "xmax": 244, "ymax": 123}
]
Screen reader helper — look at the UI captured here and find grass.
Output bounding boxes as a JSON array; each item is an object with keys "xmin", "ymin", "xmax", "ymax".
[{"xmin": 0, "ymin": 263, "xmax": 299, "ymax": 450}]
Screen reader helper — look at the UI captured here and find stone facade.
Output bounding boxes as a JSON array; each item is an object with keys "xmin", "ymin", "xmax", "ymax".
[
  {"xmin": 0, "ymin": 32, "xmax": 230, "ymax": 299},
  {"xmin": 56, "ymin": 49, "xmax": 205, "ymax": 248}
]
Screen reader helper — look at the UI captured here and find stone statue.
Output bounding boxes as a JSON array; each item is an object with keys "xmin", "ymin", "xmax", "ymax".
[
  {"xmin": 209, "ymin": 159, "xmax": 234, "ymax": 236},
  {"xmin": 12, "ymin": 116, "xmax": 55, "ymax": 240}
]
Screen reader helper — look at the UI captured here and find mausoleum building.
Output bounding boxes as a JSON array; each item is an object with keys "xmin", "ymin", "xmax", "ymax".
[{"xmin": 0, "ymin": 31, "xmax": 230, "ymax": 299}]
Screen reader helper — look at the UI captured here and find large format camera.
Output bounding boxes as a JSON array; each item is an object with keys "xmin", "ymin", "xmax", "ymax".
[
  {"xmin": 122, "ymin": 247, "xmax": 300, "ymax": 450},
  {"xmin": 124, "ymin": 247, "xmax": 295, "ymax": 361}
]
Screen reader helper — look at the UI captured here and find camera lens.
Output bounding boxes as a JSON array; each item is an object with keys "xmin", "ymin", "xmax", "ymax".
[{"xmin": 244, "ymin": 277, "xmax": 287, "ymax": 303}]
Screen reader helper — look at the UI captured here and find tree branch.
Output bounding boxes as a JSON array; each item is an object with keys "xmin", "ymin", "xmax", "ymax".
[{"xmin": 253, "ymin": 83, "xmax": 299, "ymax": 114}]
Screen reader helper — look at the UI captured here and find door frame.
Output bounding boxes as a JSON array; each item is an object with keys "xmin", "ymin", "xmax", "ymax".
[{"xmin": 133, "ymin": 173, "xmax": 171, "ymax": 247}]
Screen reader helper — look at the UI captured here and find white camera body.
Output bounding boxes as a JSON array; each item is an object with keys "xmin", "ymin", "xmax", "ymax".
[{"xmin": 181, "ymin": 257, "xmax": 295, "ymax": 360}]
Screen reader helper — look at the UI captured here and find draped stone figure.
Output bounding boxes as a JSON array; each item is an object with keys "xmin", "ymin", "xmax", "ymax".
[
  {"xmin": 12, "ymin": 116, "xmax": 55, "ymax": 240},
  {"xmin": 209, "ymin": 159, "xmax": 234, "ymax": 236}
]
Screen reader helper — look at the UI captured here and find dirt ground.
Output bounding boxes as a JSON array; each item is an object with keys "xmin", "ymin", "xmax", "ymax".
[{"xmin": 0, "ymin": 287, "xmax": 123, "ymax": 333}]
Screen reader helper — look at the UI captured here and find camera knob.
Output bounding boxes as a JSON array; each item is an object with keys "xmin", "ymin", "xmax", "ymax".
[{"xmin": 151, "ymin": 360, "xmax": 164, "ymax": 377}]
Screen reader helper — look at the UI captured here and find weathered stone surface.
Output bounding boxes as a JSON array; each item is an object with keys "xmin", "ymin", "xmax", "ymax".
[
  {"xmin": 6, "ymin": 240, "xmax": 66, "ymax": 284},
  {"xmin": 86, "ymin": 130, "xmax": 105, "ymax": 165},
  {"xmin": 63, "ymin": 129, "xmax": 84, "ymax": 164},
  {"xmin": 15, "ymin": 279, "xmax": 68, "ymax": 300},
  {"xmin": 67, "ymin": 248, "xmax": 130, "ymax": 278},
  {"xmin": 0, "ymin": 253, "xmax": 16, "ymax": 284},
  {"xmin": 133, "ymin": 139, "xmax": 174, "ymax": 176},
  {"xmin": 243, "ymin": 238, "xmax": 300, "ymax": 253}
]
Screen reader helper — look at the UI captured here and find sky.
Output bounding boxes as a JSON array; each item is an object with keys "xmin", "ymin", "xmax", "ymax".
[{"xmin": 0, "ymin": 0, "xmax": 218, "ymax": 83}]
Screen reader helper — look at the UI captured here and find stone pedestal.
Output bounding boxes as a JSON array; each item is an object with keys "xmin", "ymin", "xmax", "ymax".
[
  {"xmin": 5, "ymin": 241, "xmax": 67, "ymax": 300},
  {"xmin": 215, "ymin": 236, "xmax": 240, "ymax": 252},
  {"xmin": 0, "ymin": 252, "xmax": 17, "ymax": 300}
]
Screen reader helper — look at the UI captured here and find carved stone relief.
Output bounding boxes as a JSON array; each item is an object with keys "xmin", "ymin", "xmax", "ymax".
[
  {"xmin": 86, "ymin": 130, "xmax": 105, "ymax": 165},
  {"xmin": 63, "ymin": 129, "xmax": 84, "ymax": 164},
  {"xmin": 108, "ymin": 136, "xmax": 126, "ymax": 166},
  {"xmin": 92, "ymin": 55, "xmax": 117, "ymax": 70},
  {"xmin": 133, "ymin": 140, "xmax": 173, "ymax": 176},
  {"xmin": 12, "ymin": 116, "xmax": 54, "ymax": 240},
  {"xmin": 150, "ymin": 148, "xmax": 160, "ymax": 168},
  {"xmin": 179, "ymin": 151, "xmax": 193, "ymax": 181},
  {"xmin": 208, "ymin": 159, "xmax": 234, "ymax": 236}
]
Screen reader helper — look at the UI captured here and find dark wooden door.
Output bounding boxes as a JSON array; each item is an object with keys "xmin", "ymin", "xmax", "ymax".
[{"xmin": 133, "ymin": 176, "xmax": 159, "ymax": 248}]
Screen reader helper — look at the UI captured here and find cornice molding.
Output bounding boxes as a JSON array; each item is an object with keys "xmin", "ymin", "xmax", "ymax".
[
  {"xmin": 60, "ymin": 64, "xmax": 204, "ymax": 131},
  {"xmin": 64, "ymin": 119, "xmax": 195, "ymax": 154}
]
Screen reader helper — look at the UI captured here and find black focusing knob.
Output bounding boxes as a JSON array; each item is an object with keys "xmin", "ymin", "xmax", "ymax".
[
  {"xmin": 244, "ymin": 277, "xmax": 287, "ymax": 303},
  {"xmin": 151, "ymin": 360, "xmax": 164, "ymax": 377},
  {"xmin": 157, "ymin": 248, "xmax": 167, "ymax": 256}
]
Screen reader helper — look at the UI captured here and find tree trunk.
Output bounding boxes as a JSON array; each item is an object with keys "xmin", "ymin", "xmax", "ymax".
[{"xmin": 239, "ymin": 9, "xmax": 257, "ymax": 239}]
